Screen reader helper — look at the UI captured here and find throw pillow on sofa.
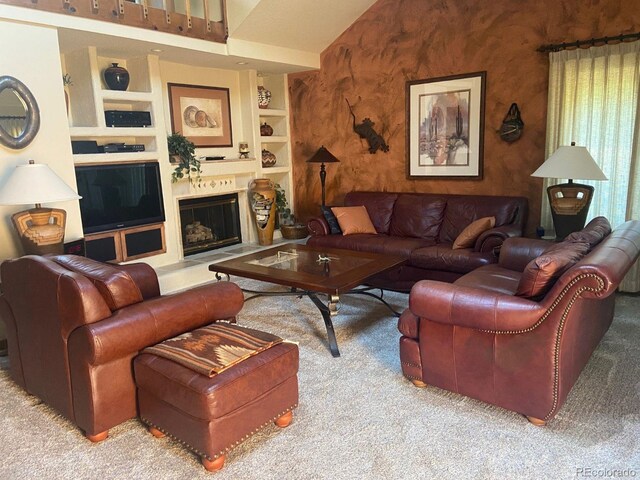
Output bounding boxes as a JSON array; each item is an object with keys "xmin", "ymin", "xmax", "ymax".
[
  {"xmin": 452, "ymin": 216, "xmax": 496, "ymax": 249},
  {"xmin": 321, "ymin": 206, "xmax": 342, "ymax": 235},
  {"xmin": 515, "ymin": 241, "xmax": 590, "ymax": 299},
  {"xmin": 331, "ymin": 206, "xmax": 377, "ymax": 235}
]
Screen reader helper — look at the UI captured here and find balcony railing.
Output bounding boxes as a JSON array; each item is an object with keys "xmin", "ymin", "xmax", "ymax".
[{"xmin": 0, "ymin": 0, "xmax": 227, "ymax": 43}]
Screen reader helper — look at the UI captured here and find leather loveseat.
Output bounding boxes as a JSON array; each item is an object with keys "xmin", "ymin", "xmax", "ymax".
[
  {"xmin": 398, "ymin": 218, "xmax": 640, "ymax": 424},
  {"xmin": 0, "ymin": 255, "xmax": 244, "ymax": 441},
  {"xmin": 307, "ymin": 191, "xmax": 528, "ymax": 290}
]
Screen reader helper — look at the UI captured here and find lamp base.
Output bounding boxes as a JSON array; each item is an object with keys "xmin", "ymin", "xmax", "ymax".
[
  {"xmin": 11, "ymin": 207, "xmax": 67, "ymax": 255},
  {"xmin": 547, "ymin": 182, "xmax": 594, "ymax": 240}
]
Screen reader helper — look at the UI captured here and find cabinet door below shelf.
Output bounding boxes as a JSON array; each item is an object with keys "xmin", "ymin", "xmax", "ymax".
[{"xmin": 85, "ymin": 223, "xmax": 165, "ymax": 263}]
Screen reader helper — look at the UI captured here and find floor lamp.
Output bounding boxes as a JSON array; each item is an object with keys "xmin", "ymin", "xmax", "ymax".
[
  {"xmin": 531, "ymin": 142, "xmax": 607, "ymax": 240},
  {"xmin": 306, "ymin": 146, "xmax": 340, "ymax": 207},
  {"xmin": 0, "ymin": 160, "xmax": 81, "ymax": 255}
]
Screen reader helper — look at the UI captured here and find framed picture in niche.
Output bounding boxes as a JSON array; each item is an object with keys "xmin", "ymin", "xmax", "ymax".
[
  {"xmin": 168, "ymin": 83, "xmax": 233, "ymax": 147},
  {"xmin": 406, "ymin": 71, "xmax": 486, "ymax": 179}
]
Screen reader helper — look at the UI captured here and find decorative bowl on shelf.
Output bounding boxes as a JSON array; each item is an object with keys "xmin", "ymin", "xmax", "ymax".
[
  {"xmin": 257, "ymin": 86, "xmax": 271, "ymax": 109},
  {"xmin": 260, "ymin": 122, "xmax": 274, "ymax": 136},
  {"xmin": 280, "ymin": 224, "xmax": 308, "ymax": 240},
  {"xmin": 261, "ymin": 149, "xmax": 277, "ymax": 167}
]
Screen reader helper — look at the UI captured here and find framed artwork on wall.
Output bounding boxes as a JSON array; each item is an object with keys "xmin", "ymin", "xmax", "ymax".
[
  {"xmin": 168, "ymin": 83, "xmax": 233, "ymax": 147},
  {"xmin": 406, "ymin": 71, "xmax": 486, "ymax": 179}
]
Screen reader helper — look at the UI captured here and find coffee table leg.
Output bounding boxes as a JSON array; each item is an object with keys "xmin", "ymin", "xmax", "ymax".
[{"xmin": 308, "ymin": 293, "xmax": 341, "ymax": 357}]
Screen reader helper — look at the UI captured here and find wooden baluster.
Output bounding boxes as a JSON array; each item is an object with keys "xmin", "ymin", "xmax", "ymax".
[
  {"xmin": 203, "ymin": 0, "xmax": 211, "ymax": 33},
  {"xmin": 140, "ymin": 0, "xmax": 149, "ymax": 19},
  {"xmin": 185, "ymin": 0, "xmax": 192, "ymax": 30},
  {"xmin": 164, "ymin": 0, "xmax": 174, "ymax": 24}
]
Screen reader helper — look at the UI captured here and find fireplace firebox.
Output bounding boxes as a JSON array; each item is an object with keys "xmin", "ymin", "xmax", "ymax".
[{"xmin": 179, "ymin": 193, "xmax": 241, "ymax": 256}]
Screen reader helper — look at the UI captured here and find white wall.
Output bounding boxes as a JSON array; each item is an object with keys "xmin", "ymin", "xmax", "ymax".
[{"xmin": 0, "ymin": 20, "xmax": 82, "ymax": 261}]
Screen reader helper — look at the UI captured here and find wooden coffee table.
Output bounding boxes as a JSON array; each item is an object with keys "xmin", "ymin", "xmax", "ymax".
[{"xmin": 209, "ymin": 243, "xmax": 405, "ymax": 357}]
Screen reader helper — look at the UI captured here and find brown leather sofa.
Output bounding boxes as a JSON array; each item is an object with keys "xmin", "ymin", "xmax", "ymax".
[
  {"xmin": 307, "ymin": 191, "xmax": 528, "ymax": 290},
  {"xmin": 0, "ymin": 255, "xmax": 244, "ymax": 441},
  {"xmin": 398, "ymin": 218, "xmax": 640, "ymax": 424}
]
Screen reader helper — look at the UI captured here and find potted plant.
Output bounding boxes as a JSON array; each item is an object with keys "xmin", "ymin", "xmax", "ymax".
[
  {"xmin": 168, "ymin": 133, "xmax": 202, "ymax": 187},
  {"xmin": 275, "ymin": 184, "xmax": 308, "ymax": 239},
  {"xmin": 62, "ymin": 73, "xmax": 72, "ymax": 114},
  {"xmin": 275, "ymin": 183, "xmax": 293, "ymax": 227}
]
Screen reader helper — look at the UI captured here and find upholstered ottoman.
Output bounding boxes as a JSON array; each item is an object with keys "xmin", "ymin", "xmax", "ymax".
[{"xmin": 133, "ymin": 324, "xmax": 299, "ymax": 471}]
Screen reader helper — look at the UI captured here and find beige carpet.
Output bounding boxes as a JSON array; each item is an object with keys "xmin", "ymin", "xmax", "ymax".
[{"xmin": 0, "ymin": 279, "xmax": 638, "ymax": 479}]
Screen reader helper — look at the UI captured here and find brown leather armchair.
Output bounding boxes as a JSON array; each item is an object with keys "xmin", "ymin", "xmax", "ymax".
[
  {"xmin": 399, "ymin": 219, "xmax": 640, "ymax": 424},
  {"xmin": 0, "ymin": 254, "xmax": 244, "ymax": 442}
]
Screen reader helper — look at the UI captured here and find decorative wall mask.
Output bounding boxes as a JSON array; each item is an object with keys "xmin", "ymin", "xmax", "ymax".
[
  {"xmin": 0, "ymin": 76, "xmax": 40, "ymax": 150},
  {"xmin": 346, "ymin": 99, "xmax": 389, "ymax": 154},
  {"xmin": 499, "ymin": 103, "xmax": 524, "ymax": 143}
]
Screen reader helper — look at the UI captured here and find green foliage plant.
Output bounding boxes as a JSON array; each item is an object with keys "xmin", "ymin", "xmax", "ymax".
[{"xmin": 168, "ymin": 133, "xmax": 202, "ymax": 187}]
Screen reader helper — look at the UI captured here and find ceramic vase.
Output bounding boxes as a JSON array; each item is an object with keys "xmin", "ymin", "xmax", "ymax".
[
  {"xmin": 103, "ymin": 63, "xmax": 130, "ymax": 91},
  {"xmin": 249, "ymin": 178, "xmax": 276, "ymax": 245},
  {"xmin": 257, "ymin": 86, "xmax": 271, "ymax": 109},
  {"xmin": 260, "ymin": 122, "xmax": 274, "ymax": 136},
  {"xmin": 261, "ymin": 149, "xmax": 277, "ymax": 168}
]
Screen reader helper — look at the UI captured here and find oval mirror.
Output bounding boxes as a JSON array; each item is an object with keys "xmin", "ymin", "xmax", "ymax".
[{"xmin": 0, "ymin": 76, "xmax": 40, "ymax": 149}]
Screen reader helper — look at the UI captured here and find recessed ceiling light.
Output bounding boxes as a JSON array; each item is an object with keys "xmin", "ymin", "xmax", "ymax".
[
  {"xmin": 151, "ymin": 48, "xmax": 163, "ymax": 53},
  {"xmin": 236, "ymin": 61, "xmax": 249, "ymax": 65}
]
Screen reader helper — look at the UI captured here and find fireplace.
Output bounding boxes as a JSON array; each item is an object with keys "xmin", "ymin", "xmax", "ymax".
[{"xmin": 179, "ymin": 193, "xmax": 242, "ymax": 256}]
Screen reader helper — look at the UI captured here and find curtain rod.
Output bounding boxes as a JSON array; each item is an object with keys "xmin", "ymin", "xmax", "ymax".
[{"xmin": 537, "ymin": 31, "xmax": 640, "ymax": 53}]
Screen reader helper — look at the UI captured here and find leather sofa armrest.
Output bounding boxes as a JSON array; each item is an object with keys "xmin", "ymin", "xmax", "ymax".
[
  {"xmin": 114, "ymin": 263, "xmax": 160, "ymax": 299},
  {"xmin": 474, "ymin": 224, "xmax": 523, "ymax": 253},
  {"xmin": 68, "ymin": 282, "xmax": 244, "ymax": 365},
  {"xmin": 498, "ymin": 237, "xmax": 551, "ymax": 272},
  {"xmin": 409, "ymin": 280, "xmax": 545, "ymax": 332},
  {"xmin": 307, "ymin": 216, "xmax": 330, "ymax": 236}
]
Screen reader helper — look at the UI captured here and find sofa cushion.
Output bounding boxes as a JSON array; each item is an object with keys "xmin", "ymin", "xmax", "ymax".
[
  {"xmin": 321, "ymin": 206, "xmax": 342, "ymax": 234},
  {"xmin": 565, "ymin": 216, "xmax": 612, "ymax": 249},
  {"xmin": 454, "ymin": 264, "xmax": 521, "ymax": 295},
  {"xmin": 307, "ymin": 233, "xmax": 435, "ymax": 258},
  {"xmin": 515, "ymin": 241, "xmax": 590, "ymax": 299},
  {"xmin": 344, "ymin": 191, "xmax": 398, "ymax": 234},
  {"xmin": 409, "ymin": 245, "xmax": 496, "ymax": 274},
  {"xmin": 389, "ymin": 194, "xmax": 447, "ymax": 239},
  {"xmin": 452, "ymin": 216, "xmax": 496, "ymax": 250},
  {"xmin": 332, "ymin": 206, "xmax": 377, "ymax": 235},
  {"xmin": 50, "ymin": 255, "xmax": 143, "ymax": 311},
  {"xmin": 439, "ymin": 196, "xmax": 522, "ymax": 243}
]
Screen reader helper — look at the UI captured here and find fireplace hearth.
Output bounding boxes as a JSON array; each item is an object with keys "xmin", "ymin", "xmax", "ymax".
[{"xmin": 179, "ymin": 193, "xmax": 241, "ymax": 256}]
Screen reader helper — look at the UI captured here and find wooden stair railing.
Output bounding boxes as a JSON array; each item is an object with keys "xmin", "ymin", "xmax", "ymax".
[{"xmin": 0, "ymin": 0, "xmax": 228, "ymax": 43}]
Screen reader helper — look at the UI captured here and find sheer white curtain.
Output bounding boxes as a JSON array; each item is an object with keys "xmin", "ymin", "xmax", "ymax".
[{"xmin": 543, "ymin": 41, "xmax": 640, "ymax": 292}]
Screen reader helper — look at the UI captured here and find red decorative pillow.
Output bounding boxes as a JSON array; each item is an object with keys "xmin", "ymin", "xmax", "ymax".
[
  {"xmin": 331, "ymin": 206, "xmax": 377, "ymax": 235},
  {"xmin": 515, "ymin": 241, "xmax": 590, "ymax": 299},
  {"xmin": 452, "ymin": 216, "xmax": 496, "ymax": 250}
]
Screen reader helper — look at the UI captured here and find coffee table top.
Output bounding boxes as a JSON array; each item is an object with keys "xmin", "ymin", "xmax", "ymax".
[{"xmin": 209, "ymin": 243, "xmax": 405, "ymax": 295}]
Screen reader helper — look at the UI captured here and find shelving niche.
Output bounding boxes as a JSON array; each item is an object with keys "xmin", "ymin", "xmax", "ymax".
[{"xmin": 62, "ymin": 47, "xmax": 170, "ymax": 262}]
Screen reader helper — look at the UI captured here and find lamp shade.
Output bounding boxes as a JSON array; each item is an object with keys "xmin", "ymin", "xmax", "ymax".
[
  {"xmin": 531, "ymin": 144, "xmax": 607, "ymax": 181},
  {"xmin": 0, "ymin": 160, "xmax": 81, "ymax": 206},
  {"xmin": 307, "ymin": 146, "xmax": 340, "ymax": 164}
]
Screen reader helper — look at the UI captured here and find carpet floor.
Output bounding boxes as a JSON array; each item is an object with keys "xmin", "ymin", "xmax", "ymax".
[{"xmin": 0, "ymin": 279, "xmax": 638, "ymax": 480}]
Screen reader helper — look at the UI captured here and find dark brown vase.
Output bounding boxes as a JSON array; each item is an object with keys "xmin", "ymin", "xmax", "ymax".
[
  {"xmin": 103, "ymin": 63, "xmax": 130, "ymax": 91},
  {"xmin": 260, "ymin": 122, "xmax": 273, "ymax": 136}
]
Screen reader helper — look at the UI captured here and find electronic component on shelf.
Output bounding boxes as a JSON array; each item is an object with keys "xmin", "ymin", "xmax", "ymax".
[
  {"xmin": 102, "ymin": 143, "xmax": 146, "ymax": 153},
  {"xmin": 104, "ymin": 110, "xmax": 152, "ymax": 128},
  {"xmin": 205, "ymin": 156, "xmax": 226, "ymax": 161},
  {"xmin": 71, "ymin": 140, "xmax": 99, "ymax": 154}
]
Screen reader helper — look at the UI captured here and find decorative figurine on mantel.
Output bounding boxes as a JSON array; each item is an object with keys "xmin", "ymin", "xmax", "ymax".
[{"xmin": 239, "ymin": 142, "xmax": 250, "ymax": 159}]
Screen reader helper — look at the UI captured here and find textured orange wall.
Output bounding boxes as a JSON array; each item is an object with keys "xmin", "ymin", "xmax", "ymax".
[{"xmin": 288, "ymin": 0, "xmax": 640, "ymax": 234}]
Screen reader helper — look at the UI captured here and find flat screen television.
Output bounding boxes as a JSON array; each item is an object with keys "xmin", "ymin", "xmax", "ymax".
[{"xmin": 75, "ymin": 162, "xmax": 165, "ymax": 234}]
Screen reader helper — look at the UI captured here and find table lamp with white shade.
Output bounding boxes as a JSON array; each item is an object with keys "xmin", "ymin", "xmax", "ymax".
[
  {"xmin": 0, "ymin": 160, "xmax": 81, "ymax": 255},
  {"xmin": 531, "ymin": 142, "xmax": 607, "ymax": 240}
]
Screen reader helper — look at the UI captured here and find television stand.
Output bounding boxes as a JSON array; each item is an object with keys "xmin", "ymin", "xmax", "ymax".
[{"xmin": 84, "ymin": 223, "xmax": 166, "ymax": 263}]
